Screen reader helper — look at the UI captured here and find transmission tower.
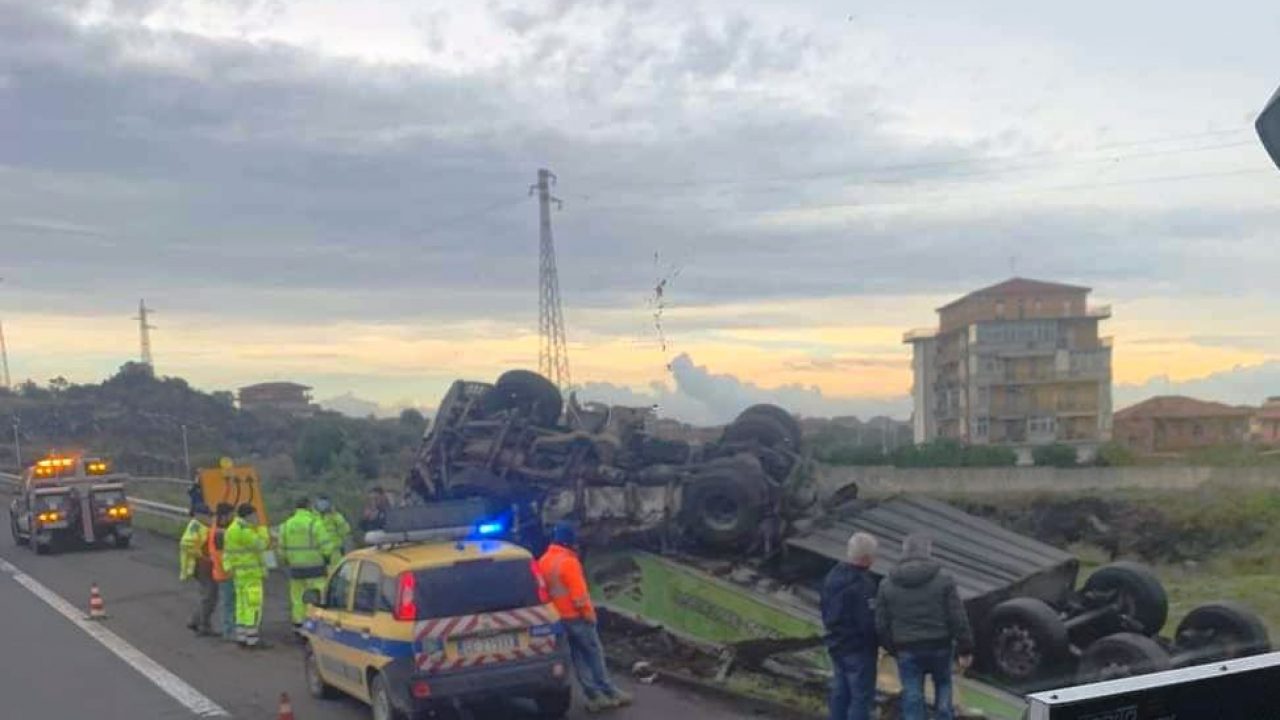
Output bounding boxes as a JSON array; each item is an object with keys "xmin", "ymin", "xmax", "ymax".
[
  {"xmin": 135, "ymin": 299, "xmax": 156, "ymax": 368},
  {"xmin": 530, "ymin": 168, "xmax": 571, "ymax": 389}
]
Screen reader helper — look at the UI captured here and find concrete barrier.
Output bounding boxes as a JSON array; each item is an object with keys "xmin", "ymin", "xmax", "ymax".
[{"xmin": 814, "ymin": 464, "xmax": 1280, "ymax": 497}]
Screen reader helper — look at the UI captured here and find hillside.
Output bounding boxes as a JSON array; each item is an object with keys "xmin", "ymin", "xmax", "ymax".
[{"xmin": 0, "ymin": 364, "xmax": 425, "ymax": 506}]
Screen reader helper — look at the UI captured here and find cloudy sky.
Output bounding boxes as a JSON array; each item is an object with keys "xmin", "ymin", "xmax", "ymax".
[{"xmin": 3, "ymin": 0, "xmax": 1280, "ymax": 423}]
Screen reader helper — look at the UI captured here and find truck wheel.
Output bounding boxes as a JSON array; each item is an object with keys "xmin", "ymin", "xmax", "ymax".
[
  {"xmin": 1082, "ymin": 562, "xmax": 1168, "ymax": 636},
  {"xmin": 533, "ymin": 687, "xmax": 572, "ymax": 719},
  {"xmin": 34, "ymin": 541, "xmax": 51, "ymax": 555},
  {"xmin": 1174, "ymin": 601, "xmax": 1271, "ymax": 664},
  {"xmin": 681, "ymin": 469, "xmax": 768, "ymax": 550},
  {"xmin": 304, "ymin": 644, "xmax": 340, "ymax": 699},
  {"xmin": 984, "ymin": 597, "xmax": 1070, "ymax": 684},
  {"xmin": 735, "ymin": 404, "xmax": 802, "ymax": 448},
  {"xmin": 485, "ymin": 370, "xmax": 563, "ymax": 426},
  {"xmin": 114, "ymin": 534, "xmax": 132, "ymax": 549},
  {"xmin": 1076, "ymin": 632, "xmax": 1171, "ymax": 684},
  {"xmin": 10, "ymin": 515, "xmax": 26, "ymax": 546}
]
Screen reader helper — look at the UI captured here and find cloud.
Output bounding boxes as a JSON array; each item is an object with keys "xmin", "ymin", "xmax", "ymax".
[
  {"xmin": 1115, "ymin": 361, "xmax": 1280, "ymax": 409},
  {"xmin": 577, "ymin": 352, "xmax": 909, "ymax": 425}
]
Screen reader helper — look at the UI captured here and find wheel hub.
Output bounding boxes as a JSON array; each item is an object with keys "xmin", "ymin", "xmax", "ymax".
[
  {"xmin": 994, "ymin": 624, "xmax": 1042, "ymax": 679},
  {"xmin": 703, "ymin": 494, "xmax": 740, "ymax": 531}
]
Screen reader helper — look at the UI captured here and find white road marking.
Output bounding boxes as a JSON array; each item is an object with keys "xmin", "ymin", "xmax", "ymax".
[{"xmin": 0, "ymin": 557, "xmax": 230, "ymax": 718}]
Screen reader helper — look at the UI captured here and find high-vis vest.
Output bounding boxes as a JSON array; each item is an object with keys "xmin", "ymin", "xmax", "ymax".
[
  {"xmin": 320, "ymin": 510, "xmax": 351, "ymax": 547},
  {"xmin": 280, "ymin": 508, "xmax": 336, "ymax": 579},
  {"xmin": 224, "ymin": 518, "xmax": 269, "ymax": 579},
  {"xmin": 179, "ymin": 518, "xmax": 209, "ymax": 581},
  {"xmin": 207, "ymin": 524, "xmax": 229, "ymax": 582},
  {"xmin": 537, "ymin": 543, "xmax": 595, "ymax": 621}
]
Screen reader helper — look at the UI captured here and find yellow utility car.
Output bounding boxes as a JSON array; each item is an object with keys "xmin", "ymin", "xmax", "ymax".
[{"xmin": 300, "ymin": 501, "xmax": 571, "ymax": 720}]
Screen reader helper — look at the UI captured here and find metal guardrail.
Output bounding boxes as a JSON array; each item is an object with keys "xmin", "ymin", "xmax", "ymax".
[{"xmin": 0, "ymin": 472, "xmax": 188, "ymax": 521}]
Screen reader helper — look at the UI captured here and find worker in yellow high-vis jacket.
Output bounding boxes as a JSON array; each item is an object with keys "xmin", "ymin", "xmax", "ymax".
[
  {"xmin": 179, "ymin": 505, "xmax": 217, "ymax": 636},
  {"xmin": 224, "ymin": 503, "xmax": 270, "ymax": 648},
  {"xmin": 280, "ymin": 496, "xmax": 337, "ymax": 630},
  {"xmin": 314, "ymin": 494, "xmax": 352, "ymax": 567}
]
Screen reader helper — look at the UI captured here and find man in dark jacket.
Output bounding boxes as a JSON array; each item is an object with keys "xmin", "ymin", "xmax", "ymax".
[
  {"xmin": 820, "ymin": 531, "xmax": 880, "ymax": 720},
  {"xmin": 875, "ymin": 533, "xmax": 973, "ymax": 720}
]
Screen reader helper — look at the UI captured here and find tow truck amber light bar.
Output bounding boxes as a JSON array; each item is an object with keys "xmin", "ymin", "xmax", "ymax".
[
  {"xmin": 36, "ymin": 511, "xmax": 64, "ymax": 523},
  {"xmin": 86, "ymin": 461, "xmax": 110, "ymax": 474},
  {"xmin": 106, "ymin": 506, "xmax": 130, "ymax": 519}
]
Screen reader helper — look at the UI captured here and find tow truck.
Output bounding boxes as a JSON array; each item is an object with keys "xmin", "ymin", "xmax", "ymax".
[{"xmin": 8, "ymin": 454, "xmax": 133, "ymax": 554}]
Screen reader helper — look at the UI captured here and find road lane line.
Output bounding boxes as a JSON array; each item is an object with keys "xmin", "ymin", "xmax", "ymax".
[{"xmin": 0, "ymin": 557, "xmax": 230, "ymax": 718}]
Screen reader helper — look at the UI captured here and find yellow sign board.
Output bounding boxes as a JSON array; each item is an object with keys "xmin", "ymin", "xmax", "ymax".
[{"xmin": 197, "ymin": 465, "xmax": 269, "ymax": 526}]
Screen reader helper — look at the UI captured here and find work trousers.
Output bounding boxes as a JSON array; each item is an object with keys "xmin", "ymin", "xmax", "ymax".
[
  {"xmin": 563, "ymin": 619, "xmax": 619, "ymax": 700},
  {"xmin": 288, "ymin": 575, "xmax": 327, "ymax": 625},
  {"xmin": 218, "ymin": 579, "xmax": 236, "ymax": 639},
  {"xmin": 828, "ymin": 651, "xmax": 877, "ymax": 720},
  {"xmin": 188, "ymin": 561, "xmax": 218, "ymax": 633},
  {"xmin": 234, "ymin": 574, "xmax": 265, "ymax": 646},
  {"xmin": 896, "ymin": 647, "xmax": 955, "ymax": 720}
]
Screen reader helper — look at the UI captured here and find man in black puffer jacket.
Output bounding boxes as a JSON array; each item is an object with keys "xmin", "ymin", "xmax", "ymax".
[
  {"xmin": 820, "ymin": 531, "xmax": 880, "ymax": 720},
  {"xmin": 875, "ymin": 533, "xmax": 973, "ymax": 720}
]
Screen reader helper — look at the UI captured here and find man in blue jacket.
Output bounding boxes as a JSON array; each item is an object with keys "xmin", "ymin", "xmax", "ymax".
[{"xmin": 821, "ymin": 531, "xmax": 880, "ymax": 720}]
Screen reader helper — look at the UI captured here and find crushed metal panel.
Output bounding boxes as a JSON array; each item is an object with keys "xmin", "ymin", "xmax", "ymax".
[{"xmin": 787, "ymin": 495, "xmax": 1076, "ymax": 600}]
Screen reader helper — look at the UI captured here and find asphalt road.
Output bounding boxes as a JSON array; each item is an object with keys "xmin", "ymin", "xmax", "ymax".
[
  {"xmin": 0, "ymin": 523, "xmax": 777, "ymax": 719},
  {"xmin": 0, "ymin": 566, "xmax": 196, "ymax": 718}
]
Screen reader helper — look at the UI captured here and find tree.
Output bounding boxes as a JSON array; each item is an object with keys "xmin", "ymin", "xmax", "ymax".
[
  {"xmin": 398, "ymin": 408, "xmax": 426, "ymax": 428},
  {"xmin": 297, "ymin": 421, "xmax": 346, "ymax": 476},
  {"xmin": 1033, "ymin": 443, "xmax": 1078, "ymax": 468},
  {"xmin": 1094, "ymin": 442, "xmax": 1136, "ymax": 467},
  {"xmin": 961, "ymin": 444, "xmax": 1017, "ymax": 467}
]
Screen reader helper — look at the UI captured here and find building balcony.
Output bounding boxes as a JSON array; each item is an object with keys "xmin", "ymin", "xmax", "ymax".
[
  {"xmin": 1087, "ymin": 305, "xmax": 1112, "ymax": 319},
  {"xmin": 975, "ymin": 367, "xmax": 1110, "ymax": 385},
  {"xmin": 903, "ymin": 328, "xmax": 937, "ymax": 343}
]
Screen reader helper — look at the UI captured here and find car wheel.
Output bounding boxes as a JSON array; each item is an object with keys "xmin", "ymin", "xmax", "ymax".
[
  {"xmin": 304, "ymin": 644, "xmax": 340, "ymax": 700},
  {"xmin": 370, "ymin": 672, "xmax": 406, "ymax": 720},
  {"xmin": 533, "ymin": 687, "xmax": 572, "ymax": 719},
  {"xmin": 1083, "ymin": 562, "xmax": 1168, "ymax": 636},
  {"xmin": 484, "ymin": 370, "xmax": 563, "ymax": 426},
  {"xmin": 984, "ymin": 597, "xmax": 1070, "ymax": 684},
  {"xmin": 1174, "ymin": 601, "xmax": 1271, "ymax": 664},
  {"xmin": 1077, "ymin": 632, "xmax": 1171, "ymax": 684},
  {"xmin": 681, "ymin": 468, "xmax": 769, "ymax": 551}
]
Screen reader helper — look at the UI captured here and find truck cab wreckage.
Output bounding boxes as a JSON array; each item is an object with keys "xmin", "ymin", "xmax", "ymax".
[{"xmin": 405, "ymin": 370, "xmax": 1271, "ymax": 717}]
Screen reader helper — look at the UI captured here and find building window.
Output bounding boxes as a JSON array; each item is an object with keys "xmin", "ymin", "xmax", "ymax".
[
  {"xmin": 1193, "ymin": 423, "xmax": 1204, "ymax": 438},
  {"xmin": 1033, "ymin": 299, "xmax": 1042, "ymax": 316},
  {"xmin": 995, "ymin": 301, "xmax": 1005, "ymax": 318},
  {"xmin": 975, "ymin": 418, "xmax": 989, "ymax": 437}
]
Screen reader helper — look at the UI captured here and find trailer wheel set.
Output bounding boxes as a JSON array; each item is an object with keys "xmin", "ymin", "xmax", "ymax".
[{"xmin": 982, "ymin": 561, "xmax": 1271, "ymax": 687}]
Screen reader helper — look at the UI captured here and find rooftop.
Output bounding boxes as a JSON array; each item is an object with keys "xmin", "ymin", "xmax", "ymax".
[
  {"xmin": 939, "ymin": 277, "xmax": 1091, "ymax": 311},
  {"xmin": 1115, "ymin": 395, "xmax": 1254, "ymax": 421},
  {"xmin": 239, "ymin": 381, "xmax": 312, "ymax": 393}
]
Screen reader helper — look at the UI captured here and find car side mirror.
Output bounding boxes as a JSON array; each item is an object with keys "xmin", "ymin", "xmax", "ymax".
[
  {"xmin": 1258, "ymin": 85, "xmax": 1280, "ymax": 170},
  {"xmin": 302, "ymin": 589, "xmax": 323, "ymax": 607}
]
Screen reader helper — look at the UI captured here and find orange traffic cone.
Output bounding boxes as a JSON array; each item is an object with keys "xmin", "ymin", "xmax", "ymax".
[
  {"xmin": 88, "ymin": 582, "xmax": 107, "ymax": 620},
  {"xmin": 277, "ymin": 692, "xmax": 294, "ymax": 720}
]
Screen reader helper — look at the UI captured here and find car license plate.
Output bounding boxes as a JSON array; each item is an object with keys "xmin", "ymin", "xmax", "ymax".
[{"xmin": 460, "ymin": 633, "xmax": 518, "ymax": 656}]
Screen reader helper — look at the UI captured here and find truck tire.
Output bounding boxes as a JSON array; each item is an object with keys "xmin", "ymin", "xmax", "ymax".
[
  {"xmin": 484, "ymin": 370, "xmax": 563, "ymax": 426},
  {"xmin": 1174, "ymin": 601, "xmax": 1271, "ymax": 664},
  {"xmin": 681, "ymin": 469, "xmax": 768, "ymax": 550},
  {"xmin": 114, "ymin": 534, "xmax": 132, "ymax": 549},
  {"xmin": 1076, "ymin": 632, "xmax": 1171, "ymax": 684},
  {"xmin": 1083, "ymin": 562, "xmax": 1168, "ymax": 636},
  {"xmin": 735, "ymin": 404, "xmax": 801, "ymax": 448},
  {"xmin": 10, "ymin": 514, "xmax": 26, "ymax": 546},
  {"xmin": 984, "ymin": 597, "xmax": 1070, "ymax": 684}
]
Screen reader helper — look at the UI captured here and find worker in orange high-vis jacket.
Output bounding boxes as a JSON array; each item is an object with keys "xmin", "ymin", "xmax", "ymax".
[
  {"xmin": 538, "ymin": 522, "xmax": 633, "ymax": 712},
  {"xmin": 207, "ymin": 503, "xmax": 237, "ymax": 641}
]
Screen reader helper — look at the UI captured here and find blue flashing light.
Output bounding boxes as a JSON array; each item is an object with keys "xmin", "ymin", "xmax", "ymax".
[{"xmin": 476, "ymin": 521, "xmax": 504, "ymax": 536}]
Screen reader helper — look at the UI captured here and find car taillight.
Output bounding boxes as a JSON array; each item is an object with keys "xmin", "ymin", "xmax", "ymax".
[
  {"xmin": 393, "ymin": 572, "xmax": 417, "ymax": 621},
  {"xmin": 530, "ymin": 560, "xmax": 550, "ymax": 604}
]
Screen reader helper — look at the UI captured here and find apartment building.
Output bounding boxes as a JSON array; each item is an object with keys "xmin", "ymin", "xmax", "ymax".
[{"xmin": 904, "ymin": 278, "xmax": 1113, "ymax": 461}]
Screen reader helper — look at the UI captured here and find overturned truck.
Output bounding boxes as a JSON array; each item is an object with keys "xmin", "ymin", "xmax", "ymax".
[
  {"xmin": 407, "ymin": 369, "xmax": 813, "ymax": 553},
  {"xmin": 406, "ymin": 370, "xmax": 1271, "ymax": 711}
]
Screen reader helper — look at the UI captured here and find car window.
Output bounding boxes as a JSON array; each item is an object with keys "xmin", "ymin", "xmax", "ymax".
[
  {"xmin": 352, "ymin": 561, "xmax": 384, "ymax": 615},
  {"xmin": 325, "ymin": 560, "xmax": 357, "ymax": 611},
  {"xmin": 411, "ymin": 558, "xmax": 540, "ymax": 619}
]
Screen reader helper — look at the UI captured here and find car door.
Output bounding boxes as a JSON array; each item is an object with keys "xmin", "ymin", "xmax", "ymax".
[
  {"xmin": 347, "ymin": 559, "xmax": 392, "ymax": 704},
  {"xmin": 310, "ymin": 559, "xmax": 361, "ymax": 696}
]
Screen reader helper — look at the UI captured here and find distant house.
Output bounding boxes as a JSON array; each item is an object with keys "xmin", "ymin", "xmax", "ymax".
[
  {"xmin": 1253, "ymin": 397, "xmax": 1280, "ymax": 445},
  {"xmin": 238, "ymin": 382, "xmax": 316, "ymax": 417},
  {"xmin": 1114, "ymin": 395, "xmax": 1253, "ymax": 454}
]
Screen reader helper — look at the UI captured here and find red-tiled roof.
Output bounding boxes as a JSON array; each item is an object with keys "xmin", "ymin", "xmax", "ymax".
[
  {"xmin": 240, "ymin": 381, "xmax": 312, "ymax": 392},
  {"xmin": 1115, "ymin": 395, "xmax": 1254, "ymax": 421},
  {"xmin": 939, "ymin": 277, "xmax": 1091, "ymax": 310}
]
